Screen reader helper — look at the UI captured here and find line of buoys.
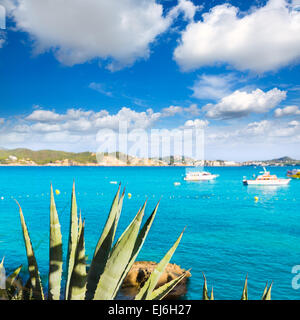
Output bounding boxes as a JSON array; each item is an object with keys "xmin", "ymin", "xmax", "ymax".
[{"xmin": 0, "ymin": 191, "xmax": 299, "ymax": 202}]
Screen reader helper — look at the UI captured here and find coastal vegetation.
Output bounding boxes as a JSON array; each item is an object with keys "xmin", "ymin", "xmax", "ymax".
[
  {"xmin": 0, "ymin": 148, "xmax": 299, "ymax": 167},
  {"xmin": 0, "ymin": 183, "xmax": 187, "ymax": 300},
  {"xmin": 201, "ymin": 274, "xmax": 272, "ymax": 300}
]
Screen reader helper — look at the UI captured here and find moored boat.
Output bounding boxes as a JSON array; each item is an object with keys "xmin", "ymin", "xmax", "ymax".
[
  {"xmin": 287, "ymin": 169, "xmax": 300, "ymax": 179},
  {"xmin": 184, "ymin": 170, "xmax": 219, "ymax": 181},
  {"xmin": 243, "ymin": 167, "xmax": 291, "ymax": 186}
]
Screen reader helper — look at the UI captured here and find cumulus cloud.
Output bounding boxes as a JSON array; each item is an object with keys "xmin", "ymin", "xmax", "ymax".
[
  {"xmin": 160, "ymin": 104, "xmax": 201, "ymax": 117},
  {"xmin": 183, "ymin": 104, "xmax": 200, "ymax": 116},
  {"xmin": 6, "ymin": 0, "xmax": 171, "ymax": 70},
  {"xmin": 26, "ymin": 109, "xmax": 63, "ymax": 122},
  {"xmin": 174, "ymin": 0, "xmax": 300, "ymax": 72},
  {"xmin": 24, "ymin": 107, "xmax": 162, "ymax": 132},
  {"xmin": 168, "ymin": 0, "xmax": 201, "ymax": 21},
  {"xmin": 191, "ymin": 74, "xmax": 236, "ymax": 100},
  {"xmin": 204, "ymin": 118, "xmax": 300, "ymax": 160},
  {"xmin": 203, "ymin": 88, "xmax": 287, "ymax": 119},
  {"xmin": 0, "ymin": 106, "xmax": 165, "ymax": 151},
  {"xmin": 161, "ymin": 105, "xmax": 183, "ymax": 117},
  {"xmin": 274, "ymin": 105, "xmax": 300, "ymax": 117},
  {"xmin": 181, "ymin": 118, "xmax": 209, "ymax": 129},
  {"xmin": 6, "ymin": 0, "xmax": 198, "ymax": 70}
]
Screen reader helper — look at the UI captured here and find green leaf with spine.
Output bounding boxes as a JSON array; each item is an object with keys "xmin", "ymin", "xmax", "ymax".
[
  {"xmin": 69, "ymin": 221, "xmax": 87, "ymax": 300},
  {"xmin": 262, "ymin": 282, "xmax": 272, "ymax": 300},
  {"xmin": 93, "ymin": 201, "xmax": 146, "ymax": 300},
  {"xmin": 210, "ymin": 287, "xmax": 214, "ymax": 300},
  {"xmin": 48, "ymin": 185, "xmax": 63, "ymax": 300},
  {"xmin": 241, "ymin": 275, "xmax": 248, "ymax": 300},
  {"xmin": 5, "ymin": 265, "xmax": 23, "ymax": 299},
  {"xmin": 16, "ymin": 201, "xmax": 44, "ymax": 300},
  {"xmin": 135, "ymin": 229, "xmax": 184, "ymax": 300},
  {"xmin": 149, "ymin": 270, "xmax": 190, "ymax": 300},
  {"xmin": 85, "ymin": 185, "xmax": 122, "ymax": 300},
  {"xmin": 202, "ymin": 273, "xmax": 210, "ymax": 300},
  {"xmin": 65, "ymin": 182, "xmax": 78, "ymax": 300},
  {"xmin": 0, "ymin": 258, "xmax": 8, "ymax": 299},
  {"xmin": 112, "ymin": 201, "xmax": 159, "ymax": 299}
]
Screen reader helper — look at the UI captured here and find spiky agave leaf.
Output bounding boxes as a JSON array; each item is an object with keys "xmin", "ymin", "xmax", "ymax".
[
  {"xmin": 241, "ymin": 274, "xmax": 248, "ymax": 300},
  {"xmin": 210, "ymin": 286, "xmax": 214, "ymax": 300},
  {"xmin": 262, "ymin": 282, "xmax": 273, "ymax": 300},
  {"xmin": 112, "ymin": 201, "xmax": 159, "ymax": 298},
  {"xmin": 93, "ymin": 203, "xmax": 146, "ymax": 300},
  {"xmin": 135, "ymin": 229, "xmax": 185, "ymax": 300},
  {"xmin": 262, "ymin": 282, "xmax": 268, "ymax": 299},
  {"xmin": 69, "ymin": 221, "xmax": 87, "ymax": 300},
  {"xmin": 6, "ymin": 265, "xmax": 22, "ymax": 287},
  {"xmin": 0, "ymin": 258, "xmax": 8, "ymax": 300},
  {"xmin": 149, "ymin": 270, "xmax": 190, "ymax": 300},
  {"xmin": 78, "ymin": 210, "xmax": 82, "ymax": 237},
  {"xmin": 65, "ymin": 181, "xmax": 79, "ymax": 299},
  {"xmin": 5, "ymin": 265, "xmax": 23, "ymax": 299},
  {"xmin": 17, "ymin": 201, "xmax": 44, "ymax": 300},
  {"xmin": 22, "ymin": 278, "xmax": 33, "ymax": 300},
  {"xmin": 86, "ymin": 185, "xmax": 123, "ymax": 300},
  {"xmin": 48, "ymin": 185, "xmax": 63, "ymax": 300},
  {"xmin": 202, "ymin": 273, "xmax": 209, "ymax": 300},
  {"xmin": 114, "ymin": 188, "xmax": 125, "ymax": 236}
]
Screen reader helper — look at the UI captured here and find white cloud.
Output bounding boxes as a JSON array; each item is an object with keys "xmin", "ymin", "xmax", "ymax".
[
  {"xmin": 203, "ymin": 88, "xmax": 287, "ymax": 119},
  {"xmin": 89, "ymin": 82, "xmax": 113, "ymax": 97},
  {"xmin": 174, "ymin": 0, "xmax": 300, "ymax": 72},
  {"xmin": 274, "ymin": 105, "xmax": 300, "ymax": 117},
  {"xmin": 8, "ymin": 0, "xmax": 171, "ymax": 70},
  {"xmin": 168, "ymin": 0, "xmax": 201, "ymax": 21},
  {"xmin": 183, "ymin": 104, "xmax": 200, "ymax": 116},
  {"xmin": 160, "ymin": 104, "xmax": 202, "ymax": 117},
  {"xmin": 0, "ymin": 106, "xmax": 165, "ymax": 151},
  {"xmin": 25, "ymin": 107, "xmax": 162, "ymax": 132},
  {"xmin": 191, "ymin": 74, "xmax": 235, "ymax": 100},
  {"xmin": 161, "ymin": 105, "xmax": 183, "ymax": 117},
  {"xmin": 25, "ymin": 109, "xmax": 63, "ymax": 122},
  {"xmin": 288, "ymin": 120, "xmax": 300, "ymax": 126},
  {"xmin": 6, "ymin": 0, "xmax": 199, "ymax": 70},
  {"xmin": 181, "ymin": 118, "xmax": 209, "ymax": 129}
]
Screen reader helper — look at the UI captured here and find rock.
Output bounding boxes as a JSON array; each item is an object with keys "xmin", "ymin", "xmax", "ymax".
[{"xmin": 120, "ymin": 261, "xmax": 191, "ymax": 299}]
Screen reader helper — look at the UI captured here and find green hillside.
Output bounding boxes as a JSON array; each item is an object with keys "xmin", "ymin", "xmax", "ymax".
[{"xmin": 0, "ymin": 148, "xmax": 97, "ymax": 165}]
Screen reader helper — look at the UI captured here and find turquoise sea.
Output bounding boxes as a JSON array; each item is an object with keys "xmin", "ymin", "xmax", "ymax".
[{"xmin": 0, "ymin": 166, "xmax": 300, "ymax": 300}]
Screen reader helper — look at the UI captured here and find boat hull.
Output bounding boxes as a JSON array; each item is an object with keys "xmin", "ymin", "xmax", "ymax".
[
  {"xmin": 184, "ymin": 175, "xmax": 218, "ymax": 181},
  {"xmin": 243, "ymin": 179, "xmax": 291, "ymax": 186},
  {"xmin": 287, "ymin": 175, "xmax": 300, "ymax": 179}
]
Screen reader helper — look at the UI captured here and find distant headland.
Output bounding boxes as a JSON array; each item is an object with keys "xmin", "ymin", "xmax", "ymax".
[{"xmin": 0, "ymin": 148, "xmax": 299, "ymax": 167}]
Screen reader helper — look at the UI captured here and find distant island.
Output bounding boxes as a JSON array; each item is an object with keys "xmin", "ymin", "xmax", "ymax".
[{"xmin": 0, "ymin": 148, "xmax": 299, "ymax": 167}]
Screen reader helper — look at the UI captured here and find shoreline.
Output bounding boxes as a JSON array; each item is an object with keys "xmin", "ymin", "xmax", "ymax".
[{"xmin": 0, "ymin": 164, "xmax": 296, "ymax": 168}]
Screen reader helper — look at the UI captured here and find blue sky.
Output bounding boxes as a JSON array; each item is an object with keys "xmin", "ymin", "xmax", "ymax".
[{"xmin": 0, "ymin": 0, "xmax": 300, "ymax": 161}]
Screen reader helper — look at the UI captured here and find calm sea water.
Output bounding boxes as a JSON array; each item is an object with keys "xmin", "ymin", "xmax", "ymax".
[{"xmin": 0, "ymin": 166, "xmax": 300, "ymax": 300}]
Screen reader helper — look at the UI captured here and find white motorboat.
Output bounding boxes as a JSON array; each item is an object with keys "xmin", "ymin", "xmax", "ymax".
[
  {"xmin": 184, "ymin": 171, "xmax": 219, "ymax": 181},
  {"xmin": 243, "ymin": 167, "xmax": 291, "ymax": 186}
]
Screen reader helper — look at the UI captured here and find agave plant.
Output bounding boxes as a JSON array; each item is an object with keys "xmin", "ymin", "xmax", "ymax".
[
  {"xmin": 0, "ymin": 183, "xmax": 187, "ymax": 300},
  {"xmin": 201, "ymin": 273, "xmax": 273, "ymax": 300}
]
